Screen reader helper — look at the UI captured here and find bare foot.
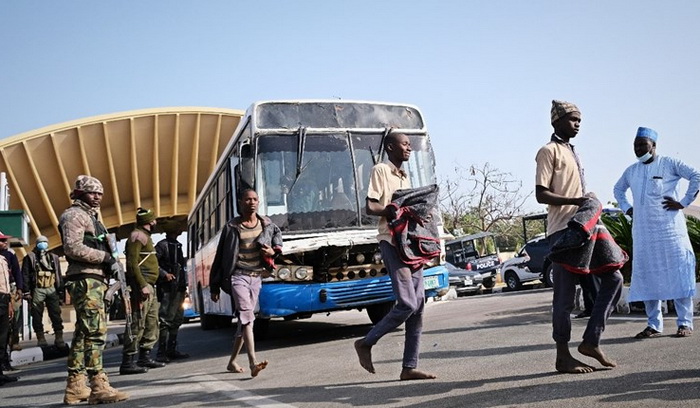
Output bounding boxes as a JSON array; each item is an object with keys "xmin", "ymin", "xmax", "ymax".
[
  {"xmin": 250, "ymin": 361, "xmax": 268, "ymax": 378},
  {"xmin": 354, "ymin": 339, "xmax": 375, "ymax": 374},
  {"xmin": 227, "ymin": 362, "xmax": 245, "ymax": 373},
  {"xmin": 400, "ymin": 368, "xmax": 437, "ymax": 381},
  {"xmin": 556, "ymin": 354, "xmax": 595, "ymax": 374},
  {"xmin": 578, "ymin": 342, "xmax": 617, "ymax": 367}
]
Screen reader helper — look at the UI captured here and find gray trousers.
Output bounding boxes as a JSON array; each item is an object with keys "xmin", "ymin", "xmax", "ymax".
[
  {"xmin": 32, "ymin": 287, "xmax": 64, "ymax": 334},
  {"xmin": 550, "ymin": 230, "xmax": 623, "ymax": 345},
  {"xmin": 364, "ymin": 240, "xmax": 425, "ymax": 369}
]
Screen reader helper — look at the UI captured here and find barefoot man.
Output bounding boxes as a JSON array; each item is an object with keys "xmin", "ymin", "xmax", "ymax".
[
  {"xmin": 535, "ymin": 100, "xmax": 623, "ymax": 374},
  {"xmin": 210, "ymin": 189, "xmax": 279, "ymax": 378},
  {"xmin": 354, "ymin": 132, "xmax": 436, "ymax": 381}
]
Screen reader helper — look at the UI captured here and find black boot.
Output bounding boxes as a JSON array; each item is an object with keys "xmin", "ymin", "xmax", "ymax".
[
  {"xmin": 155, "ymin": 335, "xmax": 170, "ymax": 363},
  {"xmin": 137, "ymin": 348, "xmax": 165, "ymax": 369},
  {"xmin": 166, "ymin": 334, "xmax": 190, "ymax": 360},
  {"xmin": 119, "ymin": 353, "xmax": 148, "ymax": 375}
]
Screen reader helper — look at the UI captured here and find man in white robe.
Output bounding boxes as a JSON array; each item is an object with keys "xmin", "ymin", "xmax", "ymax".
[{"xmin": 613, "ymin": 126, "xmax": 700, "ymax": 338}]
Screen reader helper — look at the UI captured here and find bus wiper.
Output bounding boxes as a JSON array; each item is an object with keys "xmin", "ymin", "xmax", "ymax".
[
  {"xmin": 372, "ymin": 128, "xmax": 392, "ymax": 165},
  {"xmin": 289, "ymin": 126, "xmax": 307, "ymax": 191}
]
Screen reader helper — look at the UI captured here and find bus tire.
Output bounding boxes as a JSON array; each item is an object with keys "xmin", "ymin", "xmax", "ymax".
[
  {"xmin": 367, "ymin": 301, "xmax": 394, "ymax": 325},
  {"xmin": 198, "ymin": 286, "xmax": 217, "ymax": 331},
  {"xmin": 253, "ymin": 318, "xmax": 270, "ymax": 340}
]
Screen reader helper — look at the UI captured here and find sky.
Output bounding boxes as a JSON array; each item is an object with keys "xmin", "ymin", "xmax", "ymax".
[{"xmin": 2, "ymin": 1, "xmax": 700, "ymax": 215}]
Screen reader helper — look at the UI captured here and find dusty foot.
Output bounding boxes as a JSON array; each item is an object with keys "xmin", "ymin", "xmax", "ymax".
[
  {"xmin": 354, "ymin": 339, "xmax": 375, "ymax": 374},
  {"xmin": 555, "ymin": 354, "xmax": 595, "ymax": 374},
  {"xmin": 226, "ymin": 362, "xmax": 245, "ymax": 373},
  {"xmin": 578, "ymin": 342, "xmax": 617, "ymax": 367},
  {"xmin": 250, "ymin": 361, "xmax": 268, "ymax": 378},
  {"xmin": 400, "ymin": 368, "xmax": 437, "ymax": 381}
]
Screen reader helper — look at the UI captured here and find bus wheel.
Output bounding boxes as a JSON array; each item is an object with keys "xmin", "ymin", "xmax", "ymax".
[
  {"xmin": 198, "ymin": 287, "xmax": 216, "ymax": 331},
  {"xmin": 367, "ymin": 301, "xmax": 394, "ymax": 325},
  {"xmin": 253, "ymin": 318, "xmax": 270, "ymax": 340}
]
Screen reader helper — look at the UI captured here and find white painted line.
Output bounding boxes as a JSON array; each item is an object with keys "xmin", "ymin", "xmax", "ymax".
[{"xmin": 121, "ymin": 373, "xmax": 298, "ymax": 408}]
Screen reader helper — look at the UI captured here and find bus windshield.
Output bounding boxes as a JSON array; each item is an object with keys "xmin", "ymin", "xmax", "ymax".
[{"xmin": 257, "ymin": 132, "xmax": 436, "ymax": 232}]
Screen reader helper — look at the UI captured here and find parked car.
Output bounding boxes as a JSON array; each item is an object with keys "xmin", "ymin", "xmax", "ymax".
[
  {"xmin": 446, "ymin": 262, "xmax": 484, "ymax": 296},
  {"xmin": 500, "ymin": 234, "xmax": 550, "ymax": 290},
  {"xmin": 445, "ymin": 232, "xmax": 501, "ymax": 289}
]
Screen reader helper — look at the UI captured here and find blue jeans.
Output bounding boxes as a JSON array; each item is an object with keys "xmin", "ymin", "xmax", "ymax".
[
  {"xmin": 644, "ymin": 298, "xmax": 694, "ymax": 332},
  {"xmin": 363, "ymin": 240, "xmax": 425, "ymax": 369}
]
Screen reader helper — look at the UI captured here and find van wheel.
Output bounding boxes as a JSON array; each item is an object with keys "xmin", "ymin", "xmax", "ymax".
[
  {"xmin": 505, "ymin": 271, "xmax": 521, "ymax": 291},
  {"xmin": 482, "ymin": 277, "xmax": 495, "ymax": 289},
  {"xmin": 544, "ymin": 264, "xmax": 554, "ymax": 288}
]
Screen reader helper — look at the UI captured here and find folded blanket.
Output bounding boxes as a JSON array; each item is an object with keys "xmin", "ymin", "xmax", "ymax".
[
  {"xmin": 549, "ymin": 195, "xmax": 628, "ymax": 274},
  {"xmin": 388, "ymin": 184, "xmax": 441, "ymax": 270}
]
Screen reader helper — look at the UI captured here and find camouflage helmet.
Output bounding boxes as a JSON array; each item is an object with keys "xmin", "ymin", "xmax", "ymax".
[{"xmin": 71, "ymin": 175, "xmax": 104, "ymax": 199}]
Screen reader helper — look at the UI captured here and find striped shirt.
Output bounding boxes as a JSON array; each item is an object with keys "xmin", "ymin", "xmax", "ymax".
[{"xmin": 235, "ymin": 221, "xmax": 264, "ymax": 272}]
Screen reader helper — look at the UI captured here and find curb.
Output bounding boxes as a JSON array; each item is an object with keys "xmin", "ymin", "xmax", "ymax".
[{"xmin": 10, "ymin": 333, "xmax": 121, "ymax": 367}]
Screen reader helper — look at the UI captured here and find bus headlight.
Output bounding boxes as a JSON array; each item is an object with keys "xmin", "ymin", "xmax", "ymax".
[
  {"xmin": 277, "ymin": 267, "xmax": 291, "ymax": 280},
  {"xmin": 294, "ymin": 268, "xmax": 309, "ymax": 280},
  {"xmin": 372, "ymin": 252, "xmax": 382, "ymax": 264},
  {"xmin": 355, "ymin": 253, "xmax": 366, "ymax": 264}
]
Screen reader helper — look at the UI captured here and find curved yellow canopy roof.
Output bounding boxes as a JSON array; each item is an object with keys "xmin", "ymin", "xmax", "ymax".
[{"xmin": 0, "ymin": 107, "xmax": 243, "ymax": 257}]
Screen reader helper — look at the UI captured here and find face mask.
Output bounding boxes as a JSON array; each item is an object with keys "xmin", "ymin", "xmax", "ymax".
[
  {"xmin": 637, "ymin": 151, "xmax": 653, "ymax": 163},
  {"xmin": 37, "ymin": 242, "xmax": 48, "ymax": 251}
]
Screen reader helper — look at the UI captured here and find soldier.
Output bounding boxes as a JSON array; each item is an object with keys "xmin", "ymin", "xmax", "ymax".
[
  {"xmin": 154, "ymin": 228, "xmax": 190, "ymax": 363},
  {"xmin": 0, "ymin": 231, "xmax": 21, "ymax": 385},
  {"xmin": 21, "ymin": 235, "xmax": 66, "ymax": 348},
  {"xmin": 119, "ymin": 207, "xmax": 165, "ymax": 375},
  {"xmin": 60, "ymin": 175, "xmax": 127, "ymax": 404}
]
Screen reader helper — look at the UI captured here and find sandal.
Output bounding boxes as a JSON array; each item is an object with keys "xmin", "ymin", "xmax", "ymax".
[
  {"xmin": 634, "ymin": 326, "xmax": 661, "ymax": 339},
  {"xmin": 674, "ymin": 325, "xmax": 693, "ymax": 338}
]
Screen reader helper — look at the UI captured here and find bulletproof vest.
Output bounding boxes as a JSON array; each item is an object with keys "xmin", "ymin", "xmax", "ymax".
[{"xmin": 35, "ymin": 253, "xmax": 56, "ymax": 289}]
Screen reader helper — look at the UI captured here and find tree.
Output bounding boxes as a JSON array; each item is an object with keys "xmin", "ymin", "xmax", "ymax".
[{"xmin": 440, "ymin": 162, "xmax": 531, "ymax": 243}]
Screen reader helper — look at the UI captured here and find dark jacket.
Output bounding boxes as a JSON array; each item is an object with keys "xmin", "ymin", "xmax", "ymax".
[
  {"xmin": 155, "ymin": 237, "xmax": 187, "ymax": 292},
  {"xmin": 21, "ymin": 250, "xmax": 63, "ymax": 294},
  {"xmin": 209, "ymin": 215, "xmax": 282, "ymax": 296},
  {"xmin": 387, "ymin": 184, "xmax": 441, "ymax": 270},
  {"xmin": 0, "ymin": 249, "xmax": 22, "ymax": 294},
  {"xmin": 549, "ymin": 195, "xmax": 628, "ymax": 274}
]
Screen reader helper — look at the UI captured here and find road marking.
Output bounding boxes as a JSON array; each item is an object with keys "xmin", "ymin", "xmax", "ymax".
[{"xmin": 121, "ymin": 373, "xmax": 297, "ymax": 407}]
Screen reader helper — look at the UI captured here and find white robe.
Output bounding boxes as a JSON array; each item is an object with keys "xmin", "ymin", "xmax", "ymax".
[{"xmin": 613, "ymin": 155, "xmax": 700, "ymax": 301}]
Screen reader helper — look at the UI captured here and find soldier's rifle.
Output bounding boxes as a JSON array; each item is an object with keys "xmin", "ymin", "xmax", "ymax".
[{"xmin": 104, "ymin": 233, "xmax": 134, "ymax": 343}]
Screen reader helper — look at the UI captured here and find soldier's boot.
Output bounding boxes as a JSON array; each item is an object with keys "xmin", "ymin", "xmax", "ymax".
[
  {"xmin": 119, "ymin": 353, "xmax": 148, "ymax": 375},
  {"xmin": 63, "ymin": 372, "xmax": 91, "ymax": 405},
  {"xmin": 137, "ymin": 348, "xmax": 166, "ymax": 369},
  {"xmin": 155, "ymin": 336, "xmax": 170, "ymax": 363},
  {"xmin": 54, "ymin": 331, "xmax": 67, "ymax": 348},
  {"xmin": 36, "ymin": 333, "xmax": 48, "ymax": 347},
  {"xmin": 87, "ymin": 372, "xmax": 128, "ymax": 405},
  {"xmin": 166, "ymin": 335, "xmax": 190, "ymax": 360}
]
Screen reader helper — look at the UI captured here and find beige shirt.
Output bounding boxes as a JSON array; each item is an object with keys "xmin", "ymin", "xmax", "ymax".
[
  {"xmin": 367, "ymin": 162, "xmax": 411, "ymax": 244},
  {"xmin": 535, "ymin": 139, "xmax": 583, "ymax": 235}
]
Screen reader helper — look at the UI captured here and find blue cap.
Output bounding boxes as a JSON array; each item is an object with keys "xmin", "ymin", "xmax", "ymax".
[{"xmin": 636, "ymin": 127, "xmax": 658, "ymax": 141}]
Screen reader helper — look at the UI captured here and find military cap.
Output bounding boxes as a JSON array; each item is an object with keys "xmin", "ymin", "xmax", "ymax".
[
  {"xmin": 72, "ymin": 175, "xmax": 104, "ymax": 198},
  {"xmin": 37, "ymin": 235, "xmax": 49, "ymax": 243}
]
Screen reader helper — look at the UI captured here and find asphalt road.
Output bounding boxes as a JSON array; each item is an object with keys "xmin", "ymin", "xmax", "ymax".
[{"xmin": 2, "ymin": 287, "xmax": 699, "ymax": 408}]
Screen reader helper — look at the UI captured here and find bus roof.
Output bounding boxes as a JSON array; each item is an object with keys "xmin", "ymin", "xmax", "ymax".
[{"xmin": 189, "ymin": 100, "xmax": 428, "ymax": 219}]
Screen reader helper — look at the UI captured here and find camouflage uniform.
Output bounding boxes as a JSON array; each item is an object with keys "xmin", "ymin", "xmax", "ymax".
[
  {"xmin": 60, "ymin": 175, "xmax": 127, "ymax": 404},
  {"xmin": 120, "ymin": 208, "xmax": 165, "ymax": 374}
]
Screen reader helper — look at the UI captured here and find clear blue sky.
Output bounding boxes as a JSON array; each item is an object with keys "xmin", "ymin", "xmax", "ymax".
[{"xmin": 2, "ymin": 1, "xmax": 699, "ymax": 213}]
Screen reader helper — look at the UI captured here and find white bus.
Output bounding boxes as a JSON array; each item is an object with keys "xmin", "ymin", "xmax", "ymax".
[{"xmin": 188, "ymin": 100, "xmax": 450, "ymax": 334}]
